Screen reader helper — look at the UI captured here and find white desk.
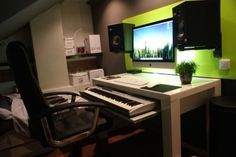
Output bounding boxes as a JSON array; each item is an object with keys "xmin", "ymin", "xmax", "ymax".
[{"xmin": 92, "ymin": 73, "xmax": 221, "ymax": 157}]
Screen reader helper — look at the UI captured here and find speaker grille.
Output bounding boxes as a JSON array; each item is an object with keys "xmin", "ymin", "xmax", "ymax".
[
  {"xmin": 107, "ymin": 23, "xmax": 134, "ymax": 52},
  {"xmin": 173, "ymin": 0, "xmax": 221, "ymax": 56}
]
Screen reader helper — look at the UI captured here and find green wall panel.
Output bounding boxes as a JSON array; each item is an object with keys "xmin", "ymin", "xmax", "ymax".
[{"xmin": 123, "ymin": 0, "xmax": 236, "ymax": 79}]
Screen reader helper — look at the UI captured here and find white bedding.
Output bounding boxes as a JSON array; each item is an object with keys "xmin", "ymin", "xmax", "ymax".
[{"xmin": 0, "ymin": 94, "xmax": 29, "ymax": 136}]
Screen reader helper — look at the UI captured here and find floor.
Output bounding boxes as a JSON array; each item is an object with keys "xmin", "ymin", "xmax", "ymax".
[
  {"xmin": 1, "ymin": 113, "xmax": 205, "ymax": 157},
  {"xmin": 48, "ymin": 116, "xmax": 163, "ymax": 157},
  {"xmin": 47, "ymin": 128, "xmax": 163, "ymax": 157}
]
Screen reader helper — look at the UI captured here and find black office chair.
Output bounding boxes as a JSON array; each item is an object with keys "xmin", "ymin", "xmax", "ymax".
[{"xmin": 6, "ymin": 41, "xmax": 111, "ymax": 157}]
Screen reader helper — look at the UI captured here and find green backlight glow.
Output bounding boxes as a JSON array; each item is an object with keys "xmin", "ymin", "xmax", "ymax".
[{"xmin": 123, "ymin": 0, "xmax": 236, "ymax": 79}]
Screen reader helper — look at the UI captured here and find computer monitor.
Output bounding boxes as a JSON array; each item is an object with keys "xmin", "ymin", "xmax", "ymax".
[{"xmin": 132, "ymin": 18, "xmax": 174, "ymax": 68}]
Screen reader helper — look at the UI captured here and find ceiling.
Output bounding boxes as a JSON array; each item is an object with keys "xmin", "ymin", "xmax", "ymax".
[
  {"xmin": 0, "ymin": 0, "xmax": 62, "ymax": 40},
  {"xmin": 0, "ymin": 0, "xmax": 37, "ymax": 23}
]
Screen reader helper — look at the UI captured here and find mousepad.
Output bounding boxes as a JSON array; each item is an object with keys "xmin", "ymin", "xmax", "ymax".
[{"xmin": 142, "ymin": 84, "xmax": 180, "ymax": 93}]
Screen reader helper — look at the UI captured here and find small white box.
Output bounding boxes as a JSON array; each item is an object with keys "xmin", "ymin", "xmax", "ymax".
[
  {"xmin": 65, "ymin": 48, "xmax": 76, "ymax": 56},
  {"xmin": 69, "ymin": 72, "xmax": 89, "ymax": 85},
  {"xmin": 84, "ymin": 35, "xmax": 102, "ymax": 54},
  {"xmin": 64, "ymin": 38, "xmax": 74, "ymax": 49},
  {"xmin": 88, "ymin": 69, "xmax": 104, "ymax": 82}
]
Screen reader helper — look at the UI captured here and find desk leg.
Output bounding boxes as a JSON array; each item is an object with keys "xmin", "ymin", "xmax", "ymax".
[{"xmin": 161, "ymin": 98, "xmax": 181, "ymax": 157}]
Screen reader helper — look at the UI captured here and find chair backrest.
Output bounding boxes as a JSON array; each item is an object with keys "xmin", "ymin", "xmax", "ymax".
[
  {"xmin": 6, "ymin": 41, "xmax": 49, "ymax": 144},
  {"xmin": 6, "ymin": 41, "xmax": 110, "ymax": 149}
]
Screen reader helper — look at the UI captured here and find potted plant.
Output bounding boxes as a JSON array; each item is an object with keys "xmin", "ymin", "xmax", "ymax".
[{"xmin": 175, "ymin": 61, "xmax": 197, "ymax": 84}]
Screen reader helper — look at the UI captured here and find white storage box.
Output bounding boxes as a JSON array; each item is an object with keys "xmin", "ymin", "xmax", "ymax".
[
  {"xmin": 88, "ymin": 69, "xmax": 104, "ymax": 82},
  {"xmin": 65, "ymin": 48, "xmax": 76, "ymax": 56},
  {"xmin": 69, "ymin": 72, "xmax": 89, "ymax": 85},
  {"xmin": 84, "ymin": 35, "xmax": 102, "ymax": 54},
  {"xmin": 64, "ymin": 38, "xmax": 76, "ymax": 56}
]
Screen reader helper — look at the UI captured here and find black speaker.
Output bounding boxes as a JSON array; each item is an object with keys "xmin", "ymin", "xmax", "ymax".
[
  {"xmin": 173, "ymin": 0, "xmax": 221, "ymax": 57},
  {"xmin": 108, "ymin": 23, "xmax": 134, "ymax": 52}
]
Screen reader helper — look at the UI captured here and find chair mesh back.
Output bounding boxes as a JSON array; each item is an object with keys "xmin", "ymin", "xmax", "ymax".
[
  {"xmin": 6, "ymin": 41, "xmax": 48, "ymax": 117},
  {"xmin": 6, "ymin": 41, "xmax": 49, "ymax": 144}
]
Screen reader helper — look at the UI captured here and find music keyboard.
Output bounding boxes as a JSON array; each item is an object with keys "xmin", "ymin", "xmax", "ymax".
[
  {"xmin": 114, "ymin": 76, "xmax": 149, "ymax": 86},
  {"xmin": 80, "ymin": 86, "xmax": 156, "ymax": 117}
]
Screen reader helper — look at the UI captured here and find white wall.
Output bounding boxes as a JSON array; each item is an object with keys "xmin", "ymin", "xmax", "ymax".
[
  {"xmin": 30, "ymin": 0, "xmax": 94, "ymax": 91},
  {"xmin": 30, "ymin": 4, "xmax": 70, "ymax": 91},
  {"xmin": 61, "ymin": 0, "xmax": 94, "ymax": 48}
]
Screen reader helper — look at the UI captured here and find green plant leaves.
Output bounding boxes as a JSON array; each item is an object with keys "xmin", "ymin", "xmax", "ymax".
[{"xmin": 175, "ymin": 61, "xmax": 198, "ymax": 75}]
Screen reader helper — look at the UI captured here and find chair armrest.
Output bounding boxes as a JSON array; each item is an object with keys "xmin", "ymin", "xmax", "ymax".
[
  {"xmin": 43, "ymin": 91, "xmax": 80, "ymax": 97},
  {"xmin": 40, "ymin": 101, "xmax": 106, "ymax": 118},
  {"xmin": 43, "ymin": 91, "xmax": 80, "ymax": 103},
  {"xmin": 39, "ymin": 101, "xmax": 107, "ymax": 147}
]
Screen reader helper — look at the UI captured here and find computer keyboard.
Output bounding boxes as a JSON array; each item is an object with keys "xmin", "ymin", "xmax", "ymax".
[{"xmin": 114, "ymin": 76, "xmax": 149, "ymax": 86}]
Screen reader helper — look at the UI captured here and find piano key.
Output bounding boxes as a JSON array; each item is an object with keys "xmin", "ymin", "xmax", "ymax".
[{"xmin": 81, "ymin": 86, "xmax": 157, "ymax": 117}]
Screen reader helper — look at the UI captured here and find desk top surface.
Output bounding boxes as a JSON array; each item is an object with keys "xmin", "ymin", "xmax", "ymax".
[{"xmin": 93, "ymin": 73, "xmax": 221, "ymax": 100}]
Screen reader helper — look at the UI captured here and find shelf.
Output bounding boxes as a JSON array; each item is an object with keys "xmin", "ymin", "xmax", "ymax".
[{"xmin": 66, "ymin": 53, "xmax": 102, "ymax": 62}]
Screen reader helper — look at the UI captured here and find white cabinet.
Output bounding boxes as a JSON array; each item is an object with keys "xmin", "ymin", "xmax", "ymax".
[
  {"xmin": 30, "ymin": 4, "xmax": 70, "ymax": 91},
  {"xmin": 30, "ymin": 0, "xmax": 97, "ymax": 92}
]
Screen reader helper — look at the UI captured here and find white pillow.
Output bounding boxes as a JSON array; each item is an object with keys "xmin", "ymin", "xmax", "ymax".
[
  {"xmin": 0, "ymin": 95, "xmax": 12, "ymax": 120},
  {"xmin": 0, "ymin": 108, "xmax": 12, "ymax": 120},
  {"xmin": 1, "ymin": 94, "xmax": 30, "ymax": 136}
]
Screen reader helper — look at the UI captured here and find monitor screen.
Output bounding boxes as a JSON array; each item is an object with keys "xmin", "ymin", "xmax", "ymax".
[{"xmin": 132, "ymin": 18, "xmax": 174, "ymax": 63}]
